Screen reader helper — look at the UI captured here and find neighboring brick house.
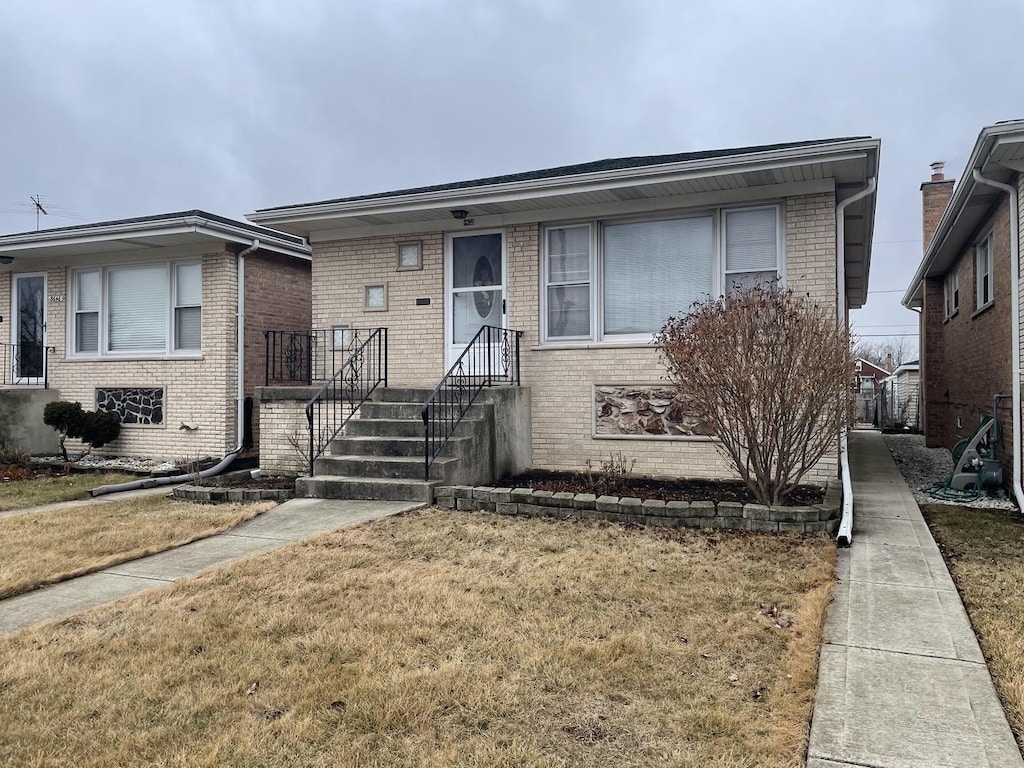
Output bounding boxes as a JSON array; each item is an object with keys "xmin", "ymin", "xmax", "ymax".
[
  {"xmin": 0, "ymin": 211, "xmax": 311, "ymax": 460},
  {"xmin": 903, "ymin": 120, "xmax": 1024, "ymax": 496},
  {"xmin": 250, "ymin": 137, "xmax": 880, "ymax": 486}
]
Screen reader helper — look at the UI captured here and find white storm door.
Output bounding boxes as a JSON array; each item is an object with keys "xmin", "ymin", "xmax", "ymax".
[
  {"xmin": 445, "ymin": 231, "xmax": 507, "ymax": 371},
  {"xmin": 11, "ymin": 273, "xmax": 47, "ymax": 385}
]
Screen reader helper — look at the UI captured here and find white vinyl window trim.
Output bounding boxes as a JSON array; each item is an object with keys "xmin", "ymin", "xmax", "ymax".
[
  {"xmin": 975, "ymin": 233, "xmax": 993, "ymax": 309},
  {"xmin": 68, "ymin": 261, "xmax": 203, "ymax": 358},
  {"xmin": 541, "ymin": 204, "xmax": 784, "ymax": 344}
]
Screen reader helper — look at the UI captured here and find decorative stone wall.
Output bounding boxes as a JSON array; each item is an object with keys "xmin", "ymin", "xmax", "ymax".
[
  {"xmin": 594, "ymin": 385, "xmax": 714, "ymax": 437},
  {"xmin": 96, "ymin": 387, "xmax": 164, "ymax": 425},
  {"xmin": 434, "ymin": 484, "xmax": 841, "ymax": 534}
]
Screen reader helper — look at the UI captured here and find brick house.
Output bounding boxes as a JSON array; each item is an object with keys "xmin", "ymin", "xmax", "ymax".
[
  {"xmin": 853, "ymin": 357, "xmax": 890, "ymax": 394},
  {"xmin": 249, "ymin": 137, "xmax": 880, "ymax": 499},
  {"xmin": 903, "ymin": 120, "xmax": 1024, "ymax": 501},
  {"xmin": 0, "ymin": 211, "xmax": 311, "ymax": 459}
]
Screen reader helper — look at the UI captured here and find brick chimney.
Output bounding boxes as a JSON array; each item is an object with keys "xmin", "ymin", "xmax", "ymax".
[
  {"xmin": 921, "ymin": 161, "xmax": 954, "ymax": 251},
  {"xmin": 885, "ymin": 353, "xmax": 893, "ymax": 372}
]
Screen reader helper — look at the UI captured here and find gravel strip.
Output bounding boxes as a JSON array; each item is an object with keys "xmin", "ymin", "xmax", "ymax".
[
  {"xmin": 882, "ymin": 433, "xmax": 1017, "ymax": 510},
  {"xmin": 30, "ymin": 455, "xmax": 182, "ymax": 474}
]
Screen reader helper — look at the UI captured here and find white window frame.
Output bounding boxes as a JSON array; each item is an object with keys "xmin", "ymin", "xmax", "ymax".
[
  {"xmin": 975, "ymin": 232, "xmax": 993, "ymax": 310},
  {"xmin": 67, "ymin": 260, "xmax": 203, "ymax": 359},
  {"xmin": 540, "ymin": 203, "xmax": 784, "ymax": 344},
  {"xmin": 944, "ymin": 265, "xmax": 959, "ymax": 319},
  {"xmin": 172, "ymin": 262, "xmax": 202, "ymax": 352}
]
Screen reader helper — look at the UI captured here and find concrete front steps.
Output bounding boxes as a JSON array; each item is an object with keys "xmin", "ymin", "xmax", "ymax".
[{"xmin": 295, "ymin": 388, "xmax": 481, "ymax": 503}]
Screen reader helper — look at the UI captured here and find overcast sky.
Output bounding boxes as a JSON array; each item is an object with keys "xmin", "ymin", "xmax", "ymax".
[{"xmin": 2, "ymin": 0, "xmax": 1022, "ymax": 353}]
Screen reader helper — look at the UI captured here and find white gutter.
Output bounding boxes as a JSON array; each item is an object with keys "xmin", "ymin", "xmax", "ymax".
[
  {"xmin": 835, "ymin": 177, "xmax": 878, "ymax": 546},
  {"xmin": 236, "ymin": 239, "xmax": 259, "ymax": 451},
  {"xmin": 971, "ymin": 169, "xmax": 1024, "ymax": 511}
]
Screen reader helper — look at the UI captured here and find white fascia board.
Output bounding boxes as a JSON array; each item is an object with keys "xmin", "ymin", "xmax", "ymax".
[
  {"xmin": 903, "ymin": 122, "xmax": 1024, "ymax": 307},
  {"xmin": 308, "ymin": 178, "xmax": 835, "ymax": 243},
  {"xmin": 0, "ymin": 216, "xmax": 311, "ymax": 259},
  {"xmin": 250, "ymin": 141, "xmax": 878, "ymax": 227}
]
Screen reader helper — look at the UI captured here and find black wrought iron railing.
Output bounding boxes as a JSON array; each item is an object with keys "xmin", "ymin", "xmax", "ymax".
[
  {"xmin": 422, "ymin": 325, "xmax": 522, "ymax": 481},
  {"xmin": 0, "ymin": 343, "xmax": 54, "ymax": 387},
  {"xmin": 264, "ymin": 328, "xmax": 380, "ymax": 386},
  {"xmin": 305, "ymin": 327, "xmax": 388, "ymax": 475}
]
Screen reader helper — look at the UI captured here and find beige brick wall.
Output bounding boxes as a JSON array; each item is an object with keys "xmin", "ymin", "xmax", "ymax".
[
  {"xmin": 312, "ymin": 232, "xmax": 445, "ymax": 387},
  {"xmin": 310, "ymin": 192, "xmax": 841, "ymax": 484},
  {"xmin": 257, "ymin": 396, "xmax": 309, "ymax": 473},
  {"xmin": 0, "ymin": 251, "xmax": 238, "ymax": 460}
]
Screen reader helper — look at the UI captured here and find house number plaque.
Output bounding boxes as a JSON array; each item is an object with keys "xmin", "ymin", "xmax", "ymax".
[{"xmin": 48, "ymin": 295, "xmax": 64, "ymax": 303}]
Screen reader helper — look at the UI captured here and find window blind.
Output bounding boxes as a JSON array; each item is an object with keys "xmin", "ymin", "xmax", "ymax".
[
  {"xmin": 725, "ymin": 208, "xmax": 778, "ymax": 272},
  {"xmin": 108, "ymin": 266, "xmax": 167, "ymax": 352},
  {"xmin": 75, "ymin": 270, "xmax": 100, "ymax": 353},
  {"xmin": 174, "ymin": 263, "xmax": 202, "ymax": 350},
  {"xmin": 603, "ymin": 217, "xmax": 713, "ymax": 335}
]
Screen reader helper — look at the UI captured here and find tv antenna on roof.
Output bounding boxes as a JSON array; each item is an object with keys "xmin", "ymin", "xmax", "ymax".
[{"xmin": 30, "ymin": 194, "xmax": 47, "ymax": 231}]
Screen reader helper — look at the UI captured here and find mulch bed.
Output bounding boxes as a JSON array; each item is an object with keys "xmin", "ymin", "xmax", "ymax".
[
  {"xmin": 0, "ymin": 465, "xmax": 64, "ymax": 483},
  {"xmin": 497, "ymin": 469, "xmax": 825, "ymax": 506},
  {"xmin": 209, "ymin": 475, "xmax": 297, "ymax": 490}
]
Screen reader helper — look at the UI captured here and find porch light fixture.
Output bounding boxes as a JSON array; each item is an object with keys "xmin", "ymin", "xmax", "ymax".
[{"xmin": 450, "ymin": 209, "xmax": 469, "ymax": 220}]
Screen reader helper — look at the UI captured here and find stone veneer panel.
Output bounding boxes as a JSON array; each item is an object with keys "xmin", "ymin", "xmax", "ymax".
[
  {"xmin": 594, "ymin": 384, "xmax": 714, "ymax": 437},
  {"xmin": 96, "ymin": 387, "xmax": 164, "ymax": 425}
]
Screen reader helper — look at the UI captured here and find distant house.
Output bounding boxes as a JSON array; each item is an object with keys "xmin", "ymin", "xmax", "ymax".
[
  {"xmin": 881, "ymin": 360, "xmax": 920, "ymax": 429},
  {"xmin": 903, "ymin": 119, "xmax": 1024, "ymax": 493},
  {"xmin": 249, "ymin": 137, "xmax": 881, "ymax": 499},
  {"xmin": 853, "ymin": 357, "xmax": 890, "ymax": 394},
  {"xmin": 0, "ymin": 211, "xmax": 311, "ymax": 459}
]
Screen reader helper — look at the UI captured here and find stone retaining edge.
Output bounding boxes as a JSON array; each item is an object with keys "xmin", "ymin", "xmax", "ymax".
[
  {"xmin": 433, "ymin": 483, "xmax": 841, "ymax": 534},
  {"xmin": 172, "ymin": 485, "xmax": 295, "ymax": 503}
]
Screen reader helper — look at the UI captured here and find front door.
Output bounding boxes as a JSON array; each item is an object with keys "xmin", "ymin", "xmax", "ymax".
[
  {"xmin": 12, "ymin": 273, "xmax": 46, "ymax": 385},
  {"xmin": 445, "ymin": 231, "xmax": 506, "ymax": 369}
]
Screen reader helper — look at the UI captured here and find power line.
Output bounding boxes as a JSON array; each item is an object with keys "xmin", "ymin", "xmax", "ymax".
[
  {"xmin": 852, "ymin": 323, "xmax": 918, "ymax": 327},
  {"xmin": 855, "ymin": 333, "xmax": 918, "ymax": 337},
  {"xmin": 866, "ymin": 289, "xmax": 907, "ymax": 294}
]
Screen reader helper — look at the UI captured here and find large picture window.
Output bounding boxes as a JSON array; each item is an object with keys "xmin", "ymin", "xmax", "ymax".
[
  {"xmin": 542, "ymin": 205, "xmax": 782, "ymax": 342},
  {"xmin": 69, "ymin": 261, "xmax": 202, "ymax": 356}
]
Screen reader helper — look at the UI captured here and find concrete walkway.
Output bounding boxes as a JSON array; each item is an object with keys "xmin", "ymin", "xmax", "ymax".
[
  {"xmin": 0, "ymin": 496, "xmax": 421, "ymax": 635},
  {"xmin": 808, "ymin": 430, "xmax": 1024, "ymax": 767}
]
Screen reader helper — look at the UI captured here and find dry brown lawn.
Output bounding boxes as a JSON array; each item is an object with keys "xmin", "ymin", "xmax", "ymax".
[
  {"xmin": 0, "ymin": 496, "xmax": 274, "ymax": 598},
  {"xmin": 0, "ymin": 471, "xmax": 136, "ymax": 511},
  {"xmin": 923, "ymin": 504, "xmax": 1024, "ymax": 750},
  {"xmin": 0, "ymin": 509, "xmax": 835, "ymax": 768}
]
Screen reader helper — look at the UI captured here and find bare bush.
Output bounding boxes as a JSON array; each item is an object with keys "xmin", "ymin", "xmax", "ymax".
[
  {"xmin": 579, "ymin": 451, "xmax": 637, "ymax": 497},
  {"xmin": 656, "ymin": 286, "xmax": 852, "ymax": 507}
]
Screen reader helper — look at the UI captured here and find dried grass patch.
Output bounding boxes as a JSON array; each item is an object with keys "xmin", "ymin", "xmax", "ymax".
[
  {"xmin": 0, "ymin": 496, "xmax": 274, "ymax": 598},
  {"xmin": 0, "ymin": 509, "xmax": 835, "ymax": 768},
  {"xmin": 0, "ymin": 471, "xmax": 136, "ymax": 511},
  {"xmin": 922, "ymin": 504, "xmax": 1024, "ymax": 750}
]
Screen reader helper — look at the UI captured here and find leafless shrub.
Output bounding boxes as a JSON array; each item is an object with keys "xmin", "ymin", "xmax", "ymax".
[
  {"xmin": 655, "ymin": 285, "xmax": 852, "ymax": 507},
  {"xmin": 580, "ymin": 451, "xmax": 637, "ymax": 497}
]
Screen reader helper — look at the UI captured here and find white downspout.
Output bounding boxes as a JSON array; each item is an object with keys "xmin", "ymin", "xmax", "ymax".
[
  {"xmin": 971, "ymin": 169, "xmax": 1024, "ymax": 511},
  {"xmin": 236, "ymin": 239, "xmax": 259, "ymax": 451},
  {"xmin": 835, "ymin": 177, "xmax": 877, "ymax": 546}
]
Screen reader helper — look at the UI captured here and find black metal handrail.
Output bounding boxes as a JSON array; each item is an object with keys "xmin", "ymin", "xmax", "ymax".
[
  {"xmin": 264, "ymin": 328, "xmax": 380, "ymax": 386},
  {"xmin": 305, "ymin": 327, "xmax": 387, "ymax": 475},
  {"xmin": 422, "ymin": 325, "xmax": 522, "ymax": 481},
  {"xmin": 0, "ymin": 343, "xmax": 54, "ymax": 388}
]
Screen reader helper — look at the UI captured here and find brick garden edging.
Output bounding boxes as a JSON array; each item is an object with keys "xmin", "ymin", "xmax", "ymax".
[{"xmin": 434, "ymin": 484, "xmax": 841, "ymax": 534}]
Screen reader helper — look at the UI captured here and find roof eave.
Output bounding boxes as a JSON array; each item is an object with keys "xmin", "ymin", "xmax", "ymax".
[
  {"xmin": 247, "ymin": 138, "xmax": 881, "ymax": 227},
  {"xmin": 0, "ymin": 214, "xmax": 312, "ymax": 259},
  {"xmin": 903, "ymin": 120, "xmax": 1024, "ymax": 309}
]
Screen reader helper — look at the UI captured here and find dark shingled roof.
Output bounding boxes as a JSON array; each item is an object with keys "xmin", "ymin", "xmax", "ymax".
[
  {"xmin": 1, "ymin": 209, "xmax": 307, "ymax": 246},
  {"xmin": 256, "ymin": 137, "xmax": 871, "ymax": 212}
]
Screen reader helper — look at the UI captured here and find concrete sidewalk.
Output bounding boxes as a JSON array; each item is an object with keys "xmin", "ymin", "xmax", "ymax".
[
  {"xmin": 808, "ymin": 430, "xmax": 1023, "ymax": 767},
  {"xmin": 0, "ymin": 496, "xmax": 421, "ymax": 635}
]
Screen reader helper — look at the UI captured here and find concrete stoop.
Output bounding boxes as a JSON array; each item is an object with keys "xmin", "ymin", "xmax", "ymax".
[{"xmin": 296, "ymin": 387, "xmax": 497, "ymax": 502}]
